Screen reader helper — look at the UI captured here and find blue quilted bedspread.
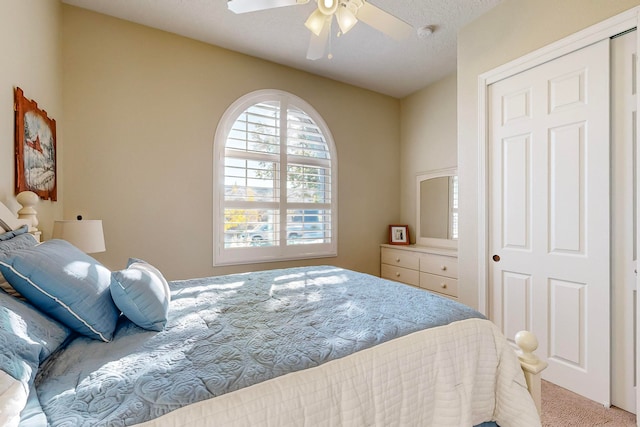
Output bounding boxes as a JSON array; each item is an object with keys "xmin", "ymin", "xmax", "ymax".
[{"xmin": 34, "ymin": 266, "xmax": 485, "ymax": 426}]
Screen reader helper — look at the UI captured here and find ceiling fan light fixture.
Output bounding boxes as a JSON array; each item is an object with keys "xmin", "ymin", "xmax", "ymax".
[
  {"xmin": 318, "ymin": 0, "xmax": 339, "ymax": 15},
  {"xmin": 305, "ymin": 9, "xmax": 328, "ymax": 36},
  {"xmin": 336, "ymin": 6, "xmax": 357, "ymax": 34}
]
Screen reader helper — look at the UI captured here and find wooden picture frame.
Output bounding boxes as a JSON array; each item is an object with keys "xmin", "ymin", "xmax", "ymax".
[
  {"xmin": 389, "ymin": 224, "xmax": 410, "ymax": 245},
  {"xmin": 14, "ymin": 87, "xmax": 57, "ymax": 201}
]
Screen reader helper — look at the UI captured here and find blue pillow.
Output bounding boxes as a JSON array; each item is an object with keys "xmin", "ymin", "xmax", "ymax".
[
  {"xmin": 0, "ymin": 232, "xmax": 37, "ymax": 256},
  {"xmin": 111, "ymin": 259, "xmax": 171, "ymax": 331},
  {"xmin": 0, "ymin": 290, "xmax": 71, "ymax": 397},
  {"xmin": 0, "ymin": 224, "xmax": 29, "ymax": 241},
  {"xmin": 0, "ymin": 232, "xmax": 38, "ymax": 299},
  {"xmin": 0, "ymin": 240, "xmax": 120, "ymax": 342}
]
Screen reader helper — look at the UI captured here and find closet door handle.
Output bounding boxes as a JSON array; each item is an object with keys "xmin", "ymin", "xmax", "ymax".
[{"xmin": 492, "ymin": 255, "xmax": 501, "ymax": 262}]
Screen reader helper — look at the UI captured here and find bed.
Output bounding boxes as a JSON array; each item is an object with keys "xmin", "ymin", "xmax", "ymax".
[{"xmin": 0, "ymin": 197, "xmax": 544, "ymax": 427}]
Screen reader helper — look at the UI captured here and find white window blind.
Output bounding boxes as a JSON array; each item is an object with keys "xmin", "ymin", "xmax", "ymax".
[
  {"xmin": 449, "ymin": 175, "xmax": 458, "ymax": 239},
  {"xmin": 214, "ymin": 90, "xmax": 337, "ymax": 265}
]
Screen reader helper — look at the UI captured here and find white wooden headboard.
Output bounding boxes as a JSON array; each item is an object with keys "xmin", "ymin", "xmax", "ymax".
[{"xmin": 0, "ymin": 191, "xmax": 41, "ymax": 241}]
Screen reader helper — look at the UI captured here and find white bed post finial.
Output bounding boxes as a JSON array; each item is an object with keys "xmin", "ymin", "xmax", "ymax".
[
  {"xmin": 16, "ymin": 191, "xmax": 41, "ymax": 241},
  {"xmin": 16, "ymin": 191, "xmax": 38, "ymax": 228},
  {"xmin": 515, "ymin": 330, "xmax": 548, "ymax": 415}
]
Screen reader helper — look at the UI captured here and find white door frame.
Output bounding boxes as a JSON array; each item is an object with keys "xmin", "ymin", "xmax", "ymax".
[
  {"xmin": 477, "ymin": 6, "xmax": 640, "ymax": 412},
  {"xmin": 477, "ymin": 6, "xmax": 639, "ymax": 315}
]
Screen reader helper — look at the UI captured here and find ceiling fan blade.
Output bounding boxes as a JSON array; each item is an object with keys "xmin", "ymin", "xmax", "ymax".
[
  {"xmin": 228, "ymin": 0, "xmax": 308, "ymax": 14},
  {"xmin": 356, "ymin": 2, "xmax": 413, "ymax": 40},
  {"xmin": 306, "ymin": 17, "xmax": 331, "ymax": 60}
]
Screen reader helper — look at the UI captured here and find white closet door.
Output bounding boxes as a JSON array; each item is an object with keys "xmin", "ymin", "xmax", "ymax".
[
  {"xmin": 488, "ymin": 39, "xmax": 611, "ymax": 405},
  {"xmin": 611, "ymin": 30, "xmax": 637, "ymax": 414}
]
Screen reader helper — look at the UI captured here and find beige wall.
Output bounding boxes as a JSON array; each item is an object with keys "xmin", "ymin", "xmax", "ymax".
[
  {"xmin": 457, "ymin": 0, "xmax": 640, "ymax": 309},
  {"xmin": 0, "ymin": 0, "xmax": 63, "ymax": 237},
  {"xmin": 399, "ymin": 73, "xmax": 457, "ymax": 239},
  {"xmin": 61, "ymin": 6, "xmax": 401, "ymax": 280}
]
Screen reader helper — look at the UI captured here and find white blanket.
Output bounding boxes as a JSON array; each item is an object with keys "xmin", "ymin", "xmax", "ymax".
[
  {"xmin": 135, "ymin": 318, "xmax": 540, "ymax": 427},
  {"xmin": 0, "ymin": 370, "xmax": 26, "ymax": 427}
]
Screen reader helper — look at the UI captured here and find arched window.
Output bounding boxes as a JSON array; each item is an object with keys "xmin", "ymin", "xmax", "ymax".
[{"xmin": 213, "ymin": 90, "xmax": 337, "ymax": 265}]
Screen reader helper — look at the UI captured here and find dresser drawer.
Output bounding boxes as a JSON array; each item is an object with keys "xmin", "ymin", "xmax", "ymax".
[
  {"xmin": 419, "ymin": 254, "xmax": 457, "ymax": 278},
  {"xmin": 381, "ymin": 264, "xmax": 420, "ymax": 287},
  {"xmin": 381, "ymin": 247, "xmax": 420, "ymax": 270},
  {"xmin": 419, "ymin": 272, "xmax": 458, "ymax": 298}
]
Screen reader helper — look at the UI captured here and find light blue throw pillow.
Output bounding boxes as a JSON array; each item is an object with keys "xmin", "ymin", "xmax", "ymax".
[
  {"xmin": 0, "ymin": 240, "xmax": 120, "ymax": 342},
  {"xmin": 0, "ymin": 290, "xmax": 71, "ymax": 393},
  {"xmin": 0, "ymin": 232, "xmax": 38, "ymax": 256},
  {"xmin": 0, "ymin": 224, "xmax": 29, "ymax": 241},
  {"xmin": 111, "ymin": 259, "xmax": 171, "ymax": 331},
  {"xmin": 0, "ymin": 232, "xmax": 38, "ymax": 299}
]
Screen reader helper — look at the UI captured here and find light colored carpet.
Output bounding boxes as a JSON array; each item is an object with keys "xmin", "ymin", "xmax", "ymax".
[{"xmin": 541, "ymin": 380, "xmax": 636, "ymax": 426}]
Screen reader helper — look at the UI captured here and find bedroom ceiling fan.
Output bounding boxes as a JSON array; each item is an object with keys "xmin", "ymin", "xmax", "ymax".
[{"xmin": 227, "ymin": 0, "xmax": 414, "ymax": 60}]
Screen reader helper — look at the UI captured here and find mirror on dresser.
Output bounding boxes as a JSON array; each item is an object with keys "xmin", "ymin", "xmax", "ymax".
[
  {"xmin": 416, "ymin": 167, "xmax": 458, "ymax": 249},
  {"xmin": 379, "ymin": 167, "xmax": 459, "ymax": 299}
]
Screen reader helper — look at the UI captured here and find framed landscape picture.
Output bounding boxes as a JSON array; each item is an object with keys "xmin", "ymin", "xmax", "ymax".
[{"xmin": 14, "ymin": 87, "xmax": 57, "ymax": 201}]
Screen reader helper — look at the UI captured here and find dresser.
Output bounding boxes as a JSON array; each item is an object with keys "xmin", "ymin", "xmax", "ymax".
[{"xmin": 380, "ymin": 244, "xmax": 458, "ymax": 299}]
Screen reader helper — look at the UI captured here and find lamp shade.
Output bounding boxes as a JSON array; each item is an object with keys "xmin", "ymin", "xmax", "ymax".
[
  {"xmin": 336, "ymin": 7, "xmax": 357, "ymax": 34},
  {"xmin": 304, "ymin": 8, "xmax": 328, "ymax": 36},
  {"xmin": 52, "ymin": 220, "xmax": 106, "ymax": 254}
]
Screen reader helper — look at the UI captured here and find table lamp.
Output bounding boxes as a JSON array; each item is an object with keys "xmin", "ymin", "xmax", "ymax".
[{"xmin": 52, "ymin": 216, "xmax": 106, "ymax": 253}]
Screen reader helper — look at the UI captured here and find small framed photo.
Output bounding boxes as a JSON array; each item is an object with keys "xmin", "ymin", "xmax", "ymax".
[{"xmin": 389, "ymin": 224, "xmax": 409, "ymax": 245}]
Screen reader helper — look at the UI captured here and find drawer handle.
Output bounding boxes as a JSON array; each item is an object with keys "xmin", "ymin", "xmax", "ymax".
[
  {"xmin": 440, "ymin": 283, "xmax": 447, "ymax": 289},
  {"xmin": 440, "ymin": 265, "xmax": 447, "ymax": 271},
  {"xmin": 395, "ymin": 272, "xmax": 401, "ymax": 277},
  {"xmin": 396, "ymin": 257, "xmax": 401, "ymax": 263}
]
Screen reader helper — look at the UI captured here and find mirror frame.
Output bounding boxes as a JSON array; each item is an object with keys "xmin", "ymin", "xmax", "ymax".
[{"xmin": 415, "ymin": 167, "xmax": 457, "ymax": 249}]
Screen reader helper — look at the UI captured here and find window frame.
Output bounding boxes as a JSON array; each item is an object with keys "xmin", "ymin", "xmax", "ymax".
[{"xmin": 213, "ymin": 89, "xmax": 338, "ymax": 266}]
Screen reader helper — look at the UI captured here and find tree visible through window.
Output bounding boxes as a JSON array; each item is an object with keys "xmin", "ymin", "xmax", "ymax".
[{"xmin": 213, "ymin": 90, "xmax": 337, "ymax": 265}]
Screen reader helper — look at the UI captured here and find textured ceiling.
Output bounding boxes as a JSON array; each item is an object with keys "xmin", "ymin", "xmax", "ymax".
[{"xmin": 61, "ymin": 0, "xmax": 501, "ymax": 98}]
